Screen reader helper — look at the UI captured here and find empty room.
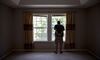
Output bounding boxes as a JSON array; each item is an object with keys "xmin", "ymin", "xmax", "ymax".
[{"xmin": 0, "ymin": 0, "xmax": 100, "ymax": 60}]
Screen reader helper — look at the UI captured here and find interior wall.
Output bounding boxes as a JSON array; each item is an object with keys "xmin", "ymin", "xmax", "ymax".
[
  {"xmin": 87, "ymin": 3, "xmax": 100, "ymax": 57},
  {"xmin": 12, "ymin": 9, "xmax": 24, "ymax": 49},
  {"xmin": 13, "ymin": 8, "xmax": 87, "ymax": 49},
  {"xmin": 75, "ymin": 9, "xmax": 88, "ymax": 49},
  {"xmin": 0, "ymin": 4, "xmax": 13, "ymax": 57}
]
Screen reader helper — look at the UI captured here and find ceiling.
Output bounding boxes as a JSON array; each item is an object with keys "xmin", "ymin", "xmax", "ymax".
[{"xmin": 0, "ymin": 0, "xmax": 100, "ymax": 8}]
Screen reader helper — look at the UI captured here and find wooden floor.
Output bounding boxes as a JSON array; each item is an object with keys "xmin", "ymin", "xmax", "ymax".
[{"xmin": 2, "ymin": 51, "xmax": 98, "ymax": 60}]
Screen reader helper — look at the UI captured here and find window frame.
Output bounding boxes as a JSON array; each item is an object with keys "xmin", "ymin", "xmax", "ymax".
[
  {"xmin": 33, "ymin": 13, "xmax": 66, "ymax": 42},
  {"xmin": 33, "ymin": 14, "xmax": 48, "ymax": 42}
]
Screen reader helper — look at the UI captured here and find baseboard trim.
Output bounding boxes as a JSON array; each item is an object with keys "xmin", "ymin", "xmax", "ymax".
[
  {"xmin": 88, "ymin": 50, "xmax": 100, "ymax": 60},
  {"xmin": 64, "ymin": 49, "xmax": 87, "ymax": 52},
  {"xmin": 0, "ymin": 51, "xmax": 12, "ymax": 60},
  {"xmin": 12, "ymin": 49, "xmax": 87, "ymax": 52},
  {"xmin": 12, "ymin": 49, "xmax": 34, "ymax": 52}
]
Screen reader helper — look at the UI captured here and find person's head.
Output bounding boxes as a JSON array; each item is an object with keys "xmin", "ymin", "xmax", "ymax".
[{"xmin": 57, "ymin": 21, "xmax": 60, "ymax": 24}]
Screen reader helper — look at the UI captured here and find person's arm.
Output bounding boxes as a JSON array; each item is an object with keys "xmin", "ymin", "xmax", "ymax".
[
  {"xmin": 54, "ymin": 25, "xmax": 56, "ymax": 30},
  {"xmin": 62, "ymin": 25, "xmax": 64, "ymax": 31},
  {"xmin": 63, "ymin": 26, "xmax": 65, "ymax": 31}
]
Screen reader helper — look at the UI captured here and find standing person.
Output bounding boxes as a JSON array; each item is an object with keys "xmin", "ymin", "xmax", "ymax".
[{"xmin": 54, "ymin": 21, "xmax": 64, "ymax": 54}]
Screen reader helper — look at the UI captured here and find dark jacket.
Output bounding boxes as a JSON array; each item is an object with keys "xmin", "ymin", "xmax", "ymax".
[{"xmin": 54, "ymin": 24, "xmax": 64, "ymax": 37}]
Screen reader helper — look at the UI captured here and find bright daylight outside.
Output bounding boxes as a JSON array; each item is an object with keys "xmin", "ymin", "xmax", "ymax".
[
  {"xmin": 33, "ymin": 14, "xmax": 66, "ymax": 41},
  {"xmin": 52, "ymin": 15, "xmax": 66, "ymax": 41},
  {"xmin": 33, "ymin": 15, "xmax": 47, "ymax": 41}
]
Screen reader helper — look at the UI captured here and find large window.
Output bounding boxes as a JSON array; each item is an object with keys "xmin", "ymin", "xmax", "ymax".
[
  {"xmin": 33, "ymin": 15, "xmax": 48, "ymax": 41},
  {"xmin": 33, "ymin": 13, "xmax": 66, "ymax": 42},
  {"xmin": 51, "ymin": 15, "xmax": 66, "ymax": 41}
]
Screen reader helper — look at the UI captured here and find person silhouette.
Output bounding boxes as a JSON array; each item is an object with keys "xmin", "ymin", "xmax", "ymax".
[{"xmin": 54, "ymin": 21, "xmax": 64, "ymax": 54}]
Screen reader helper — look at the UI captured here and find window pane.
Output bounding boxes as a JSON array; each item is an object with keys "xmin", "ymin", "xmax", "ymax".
[
  {"xmin": 33, "ymin": 15, "xmax": 48, "ymax": 41},
  {"xmin": 52, "ymin": 16, "xmax": 66, "ymax": 41}
]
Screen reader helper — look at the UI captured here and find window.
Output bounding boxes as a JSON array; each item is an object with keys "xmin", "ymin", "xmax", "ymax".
[
  {"xmin": 51, "ymin": 15, "xmax": 66, "ymax": 41},
  {"xmin": 33, "ymin": 15, "xmax": 48, "ymax": 41},
  {"xmin": 33, "ymin": 13, "xmax": 66, "ymax": 42}
]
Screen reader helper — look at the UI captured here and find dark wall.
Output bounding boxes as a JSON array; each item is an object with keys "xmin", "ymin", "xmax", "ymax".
[
  {"xmin": 0, "ymin": 4, "xmax": 13, "ymax": 57},
  {"xmin": 87, "ymin": 3, "xmax": 100, "ymax": 57},
  {"xmin": 75, "ymin": 9, "xmax": 88, "ymax": 49}
]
